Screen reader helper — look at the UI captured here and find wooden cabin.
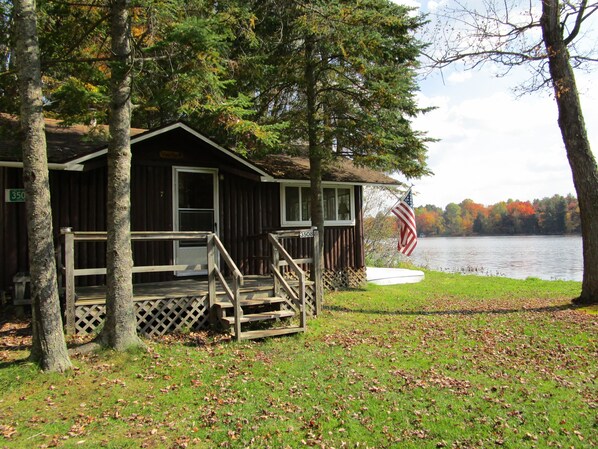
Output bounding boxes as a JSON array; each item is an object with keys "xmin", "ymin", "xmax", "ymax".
[{"xmin": 0, "ymin": 116, "xmax": 400, "ymax": 339}]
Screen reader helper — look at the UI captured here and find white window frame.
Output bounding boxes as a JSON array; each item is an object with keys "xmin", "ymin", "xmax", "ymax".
[{"xmin": 280, "ymin": 182, "xmax": 355, "ymax": 227}]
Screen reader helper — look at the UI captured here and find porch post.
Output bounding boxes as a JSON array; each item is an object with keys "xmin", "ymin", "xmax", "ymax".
[
  {"xmin": 312, "ymin": 228, "xmax": 323, "ymax": 315},
  {"xmin": 271, "ymin": 234, "xmax": 280, "ymax": 297},
  {"xmin": 62, "ymin": 228, "xmax": 76, "ymax": 334},
  {"xmin": 206, "ymin": 233, "xmax": 217, "ymax": 326}
]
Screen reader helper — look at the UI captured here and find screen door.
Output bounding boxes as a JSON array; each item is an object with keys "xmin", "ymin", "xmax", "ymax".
[{"xmin": 173, "ymin": 168, "xmax": 218, "ymax": 275}]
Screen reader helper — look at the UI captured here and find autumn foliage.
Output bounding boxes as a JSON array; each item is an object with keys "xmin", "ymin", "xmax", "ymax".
[{"xmin": 414, "ymin": 195, "xmax": 580, "ymax": 236}]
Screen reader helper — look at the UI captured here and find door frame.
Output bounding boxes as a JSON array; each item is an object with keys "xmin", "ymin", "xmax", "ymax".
[{"xmin": 172, "ymin": 166, "xmax": 220, "ymax": 275}]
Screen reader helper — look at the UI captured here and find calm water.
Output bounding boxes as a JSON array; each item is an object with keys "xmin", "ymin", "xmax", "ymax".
[{"xmin": 408, "ymin": 235, "xmax": 583, "ymax": 281}]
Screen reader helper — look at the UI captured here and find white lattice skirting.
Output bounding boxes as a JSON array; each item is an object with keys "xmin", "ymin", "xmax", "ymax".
[
  {"xmin": 322, "ymin": 267, "xmax": 367, "ymax": 291},
  {"xmin": 74, "ymin": 295, "xmax": 210, "ymax": 337}
]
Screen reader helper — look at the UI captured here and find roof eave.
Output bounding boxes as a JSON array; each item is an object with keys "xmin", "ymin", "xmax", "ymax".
[
  {"xmin": 261, "ymin": 177, "xmax": 403, "ymax": 187},
  {"xmin": 0, "ymin": 161, "xmax": 84, "ymax": 171}
]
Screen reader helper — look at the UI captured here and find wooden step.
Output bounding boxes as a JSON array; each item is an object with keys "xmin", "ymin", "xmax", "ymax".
[
  {"xmin": 238, "ymin": 285, "xmax": 275, "ymax": 299},
  {"xmin": 238, "ymin": 327, "xmax": 305, "ymax": 340},
  {"xmin": 219, "ymin": 310, "xmax": 294, "ymax": 325},
  {"xmin": 215, "ymin": 296, "xmax": 286, "ymax": 309}
]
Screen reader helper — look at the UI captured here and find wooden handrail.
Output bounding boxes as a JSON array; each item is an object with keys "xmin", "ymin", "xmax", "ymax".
[
  {"xmin": 268, "ymin": 234, "xmax": 304, "ymax": 275},
  {"xmin": 60, "ymin": 229, "xmax": 211, "ymax": 242},
  {"xmin": 212, "ymin": 235, "xmax": 243, "ymax": 285},
  {"xmin": 271, "ymin": 228, "xmax": 315, "ymax": 239},
  {"xmin": 214, "ymin": 268, "xmax": 235, "ymax": 302},
  {"xmin": 278, "ymin": 258, "xmax": 313, "ymax": 266},
  {"xmin": 268, "ymin": 233, "xmax": 306, "ymax": 330},
  {"xmin": 210, "ymin": 234, "xmax": 243, "ymax": 340},
  {"xmin": 73, "ymin": 264, "xmax": 206, "ymax": 277},
  {"xmin": 270, "ymin": 265, "xmax": 303, "ymax": 309}
]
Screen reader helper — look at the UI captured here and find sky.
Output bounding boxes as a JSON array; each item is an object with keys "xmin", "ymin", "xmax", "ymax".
[{"xmin": 392, "ymin": 0, "xmax": 598, "ymax": 208}]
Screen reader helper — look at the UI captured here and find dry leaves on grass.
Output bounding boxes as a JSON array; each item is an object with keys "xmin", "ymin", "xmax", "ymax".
[
  {"xmin": 0, "ymin": 424, "xmax": 17, "ymax": 439},
  {"xmin": 0, "ymin": 319, "xmax": 32, "ymax": 360}
]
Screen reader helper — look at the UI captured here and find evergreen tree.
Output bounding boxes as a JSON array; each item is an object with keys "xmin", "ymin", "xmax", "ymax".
[
  {"xmin": 536, "ymin": 195, "xmax": 568, "ymax": 235},
  {"xmin": 233, "ymin": 0, "xmax": 431, "ymax": 276},
  {"xmin": 473, "ymin": 212, "xmax": 487, "ymax": 235}
]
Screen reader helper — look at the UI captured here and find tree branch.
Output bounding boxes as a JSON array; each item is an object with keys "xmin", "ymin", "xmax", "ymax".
[{"xmin": 563, "ymin": 0, "xmax": 588, "ymax": 45}]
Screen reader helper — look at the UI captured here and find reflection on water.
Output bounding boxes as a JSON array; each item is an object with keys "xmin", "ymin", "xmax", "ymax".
[{"xmin": 408, "ymin": 235, "xmax": 583, "ymax": 281}]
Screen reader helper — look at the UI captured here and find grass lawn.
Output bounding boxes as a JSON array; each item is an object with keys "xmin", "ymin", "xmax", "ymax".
[{"xmin": 0, "ymin": 271, "xmax": 596, "ymax": 449}]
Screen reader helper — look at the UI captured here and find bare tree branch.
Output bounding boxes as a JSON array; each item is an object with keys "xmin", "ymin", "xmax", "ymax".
[
  {"xmin": 421, "ymin": 0, "xmax": 598, "ymax": 92},
  {"xmin": 563, "ymin": 0, "xmax": 588, "ymax": 44}
]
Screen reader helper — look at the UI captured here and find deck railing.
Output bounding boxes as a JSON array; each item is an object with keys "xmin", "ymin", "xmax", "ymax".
[
  {"xmin": 208, "ymin": 233, "xmax": 244, "ymax": 339},
  {"xmin": 268, "ymin": 229, "xmax": 320, "ymax": 329},
  {"xmin": 61, "ymin": 229, "xmax": 243, "ymax": 334},
  {"xmin": 268, "ymin": 228, "xmax": 322, "ymax": 315}
]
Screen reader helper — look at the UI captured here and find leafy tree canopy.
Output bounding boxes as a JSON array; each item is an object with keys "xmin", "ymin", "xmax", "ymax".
[
  {"xmin": 229, "ymin": 0, "xmax": 432, "ymax": 175},
  {"xmin": 0, "ymin": 0, "xmax": 283, "ymax": 151}
]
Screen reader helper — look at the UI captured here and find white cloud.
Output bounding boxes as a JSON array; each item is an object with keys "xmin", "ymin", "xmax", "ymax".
[
  {"xmin": 391, "ymin": 0, "xmax": 421, "ymax": 8},
  {"xmin": 405, "ymin": 1, "xmax": 598, "ymax": 208},
  {"xmin": 447, "ymin": 71, "xmax": 473, "ymax": 84},
  {"xmin": 427, "ymin": 0, "xmax": 448, "ymax": 12},
  {"xmin": 408, "ymin": 73, "xmax": 590, "ymax": 208}
]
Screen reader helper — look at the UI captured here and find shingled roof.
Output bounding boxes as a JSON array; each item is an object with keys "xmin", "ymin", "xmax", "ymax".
[
  {"xmin": 0, "ymin": 115, "xmax": 400, "ymax": 185},
  {"xmin": 253, "ymin": 154, "xmax": 400, "ymax": 185},
  {"xmin": 0, "ymin": 113, "xmax": 146, "ymax": 164}
]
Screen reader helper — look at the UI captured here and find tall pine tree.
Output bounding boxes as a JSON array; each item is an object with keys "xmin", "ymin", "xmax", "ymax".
[{"xmin": 233, "ymin": 0, "xmax": 431, "ymax": 277}]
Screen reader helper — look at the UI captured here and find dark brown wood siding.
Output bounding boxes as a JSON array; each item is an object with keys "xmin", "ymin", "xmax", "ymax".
[
  {"xmin": 1, "ymin": 167, "xmax": 28, "ymax": 293},
  {"xmin": 130, "ymin": 164, "xmax": 174, "ymax": 283},
  {"xmin": 0, "ymin": 166, "xmax": 109, "ymax": 291},
  {"xmin": 1, "ymin": 135, "xmax": 366, "ymax": 293},
  {"xmin": 50, "ymin": 166, "xmax": 108, "ymax": 286},
  {"xmin": 220, "ymin": 174, "xmax": 280, "ymax": 275},
  {"xmin": 218, "ymin": 182, "xmax": 364, "ymax": 275}
]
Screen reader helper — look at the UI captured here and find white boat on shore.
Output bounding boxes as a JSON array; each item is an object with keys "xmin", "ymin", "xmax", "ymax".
[{"xmin": 366, "ymin": 267, "xmax": 424, "ymax": 285}]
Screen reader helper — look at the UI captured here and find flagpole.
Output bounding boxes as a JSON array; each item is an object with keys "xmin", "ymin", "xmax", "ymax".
[{"xmin": 385, "ymin": 184, "xmax": 414, "ymax": 215}]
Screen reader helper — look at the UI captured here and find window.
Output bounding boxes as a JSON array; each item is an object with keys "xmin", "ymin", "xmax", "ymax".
[
  {"xmin": 281, "ymin": 184, "xmax": 354, "ymax": 226},
  {"xmin": 284, "ymin": 186, "xmax": 311, "ymax": 223}
]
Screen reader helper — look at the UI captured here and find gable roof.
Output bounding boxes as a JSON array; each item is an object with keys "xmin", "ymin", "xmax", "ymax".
[{"xmin": 0, "ymin": 115, "xmax": 401, "ymax": 185}]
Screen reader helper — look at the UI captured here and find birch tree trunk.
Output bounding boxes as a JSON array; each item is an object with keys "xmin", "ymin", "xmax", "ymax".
[
  {"xmin": 14, "ymin": 0, "xmax": 72, "ymax": 372},
  {"xmin": 541, "ymin": 0, "xmax": 598, "ymax": 305},
  {"xmin": 99, "ymin": 0, "xmax": 144, "ymax": 349}
]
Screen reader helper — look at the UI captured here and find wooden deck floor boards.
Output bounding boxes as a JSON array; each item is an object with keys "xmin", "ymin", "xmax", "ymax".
[{"xmin": 74, "ymin": 275, "xmax": 275, "ymax": 304}]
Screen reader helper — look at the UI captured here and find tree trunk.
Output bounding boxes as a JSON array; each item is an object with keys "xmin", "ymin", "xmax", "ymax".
[
  {"xmin": 99, "ymin": 0, "xmax": 144, "ymax": 349},
  {"xmin": 305, "ymin": 33, "xmax": 325, "ymax": 300},
  {"xmin": 14, "ymin": 0, "xmax": 72, "ymax": 372},
  {"xmin": 541, "ymin": 0, "xmax": 598, "ymax": 305}
]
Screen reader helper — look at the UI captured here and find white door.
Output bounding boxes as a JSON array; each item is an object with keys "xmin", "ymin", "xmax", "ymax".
[{"xmin": 173, "ymin": 167, "xmax": 219, "ymax": 275}]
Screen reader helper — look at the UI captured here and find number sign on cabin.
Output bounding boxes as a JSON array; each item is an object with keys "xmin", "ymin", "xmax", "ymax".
[{"xmin": 5, "ymin": 189, "xmax": 25, "ymax": 203}]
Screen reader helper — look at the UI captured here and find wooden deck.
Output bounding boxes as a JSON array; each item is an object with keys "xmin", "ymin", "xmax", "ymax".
[
  {"xmin": 74, "ymin": 276, "xmax": 276, "ymax": 304},
  {"xmin": 62, "ymin": 230, "xmax": 319, "ymax": 340},
  {"xmin": 71, "ymin": 275, "xmax": 316, "ymax": 339}
]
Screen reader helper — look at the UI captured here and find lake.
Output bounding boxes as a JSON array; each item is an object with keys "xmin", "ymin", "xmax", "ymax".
[{"xmin": 407, "ymin": 235, "xmax": 583, "ymax": 281}]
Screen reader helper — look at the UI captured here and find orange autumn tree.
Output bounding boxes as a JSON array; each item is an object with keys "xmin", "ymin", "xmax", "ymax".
[
  {"xmin": 460, "ymin": 199, "xmax": 487, "ymax": 235},
  {"xmin": 415, "ymin": 205, "xmax": 445, "ymax": 236}
]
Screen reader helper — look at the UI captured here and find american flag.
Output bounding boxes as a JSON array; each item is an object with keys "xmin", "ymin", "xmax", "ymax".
[{"xmin": 391, "ymin": 188, "xmax": 417, "ymax": 256}]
